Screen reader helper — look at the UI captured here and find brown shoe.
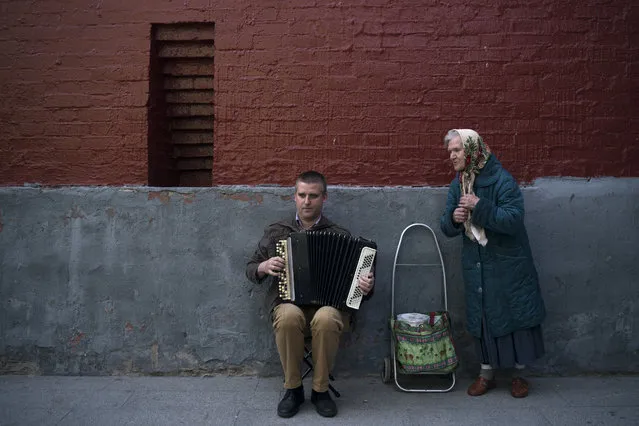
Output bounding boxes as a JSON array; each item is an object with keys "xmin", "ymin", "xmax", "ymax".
[
  {"xmin": 511, "ymin": 377, "xmax": 529, "ymax": 398},
  {"xmin": 467, "ymin": 376, "xmax": 496, "ymax": 396}
]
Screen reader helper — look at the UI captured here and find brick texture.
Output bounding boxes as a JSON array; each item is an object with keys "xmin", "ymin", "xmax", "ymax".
[{"xmin": 0, "ymin": 0, "xmax": 637, "ymax": 186}]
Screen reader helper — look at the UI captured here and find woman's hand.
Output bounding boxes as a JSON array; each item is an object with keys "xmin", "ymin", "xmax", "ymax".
[
  {"xmin": 458, "ymin": 194, "xmax": 480, "ymax": 210},
  {"xmin": 453, "ymin": 207, "xmax": 469, "ymax": 223}
]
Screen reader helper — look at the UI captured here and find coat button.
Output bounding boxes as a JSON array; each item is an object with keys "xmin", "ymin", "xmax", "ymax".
[
  {"xmin": 478, "ymin": 287, "xmax": 483, "ymax": 293},
  {"xmin": 476, "ymin": 262, "xmax": 481, "ymax": 268}
]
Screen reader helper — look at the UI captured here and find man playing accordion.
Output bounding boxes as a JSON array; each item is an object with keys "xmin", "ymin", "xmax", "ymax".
[{"xmin": 246, "ymin": 170, "xmax": 375, "ymax": 418}]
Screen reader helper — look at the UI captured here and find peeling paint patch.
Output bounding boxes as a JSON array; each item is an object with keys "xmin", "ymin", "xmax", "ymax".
[
  {"xmin": 103, "ymin": 299, "xmax": 114, "ymax": 313},
  {"xmin": 148, "ymin": 191, "xmax": 171, "ymax": 204},
  {"xmin": 175, "ymin": 350, "xmax": 198, "ymax": 367},
  {"xmin": 151, "ymin": 342, "xmax": 159, "ymax": 370},
  {"xmin": 148, "ymin": 191, "xmax": 196, "ymax": 205},
  {"xmin": 64, "ymin": 205, "xmax": 85, "ymax": 223},
  {"xmin": 124, "ymin": 321, "xmax": 146, "ymax": 332},
  {"xmin": 106, "ymin": 207, "xmax": 116, "ymax": 218},
  {"xmin": 221, "ymin": 192, "xmax": 264, "ymax": 204},
  {"xmin": 280, "ymin": 195, "xmax": 292, "ymax": 201},
  {"xmin": 69, "ymin": 332, "xmax": 85, "ymax": 346},
  {"xmin": 118, "ymin": 359, "xmax": 133, "ymax": 375},
  {"xmin": 0, "ymin": 360, "xmax": 40, "ymax": 375}
]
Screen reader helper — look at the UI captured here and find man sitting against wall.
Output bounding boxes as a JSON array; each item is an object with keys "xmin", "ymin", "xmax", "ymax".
[{"xmin": 246, "ymin": 170, "xmax": 375, "ymax": 418}]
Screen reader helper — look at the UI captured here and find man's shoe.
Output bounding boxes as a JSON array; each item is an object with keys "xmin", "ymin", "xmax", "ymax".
[
  {"xmin": 467, "ymin": 376, "xmax": 496, "ymax": 396},
  {"xmin": 277, "ymin": 386, "xmax": 304, "ymax": 418},
  {"xmin": 311, "ymin": 390, "xmax": 337, "ymax": 417},
  {"xmin": 511, "ymin": 377, "xmax": 529, "ymax": 398}
]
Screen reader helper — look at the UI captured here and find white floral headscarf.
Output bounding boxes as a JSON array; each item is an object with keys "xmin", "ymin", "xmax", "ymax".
[{"xmin": 454, "ymin": 129, "xmax": 491, "ymax": 246}]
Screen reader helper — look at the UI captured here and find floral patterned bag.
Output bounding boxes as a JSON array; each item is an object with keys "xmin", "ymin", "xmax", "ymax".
[{"xmin": 391, "ymin": 311, "xmax": 458, "ymax": 374}]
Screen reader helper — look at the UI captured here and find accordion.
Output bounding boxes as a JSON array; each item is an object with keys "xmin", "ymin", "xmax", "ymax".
[{"xmin": 276, "ymin": 231, "xmax": 377, "ymax": 310}]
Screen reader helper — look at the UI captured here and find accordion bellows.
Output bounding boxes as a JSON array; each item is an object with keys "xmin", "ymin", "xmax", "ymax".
[{"xmin": 276, "ymin": 231, "xmax": 377, "ymax": 310}]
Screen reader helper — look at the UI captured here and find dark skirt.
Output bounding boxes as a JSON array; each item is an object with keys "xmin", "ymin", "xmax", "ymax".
[{"xmin": 475, "ymin": 317, "xmax": 545, "ymax": 369}]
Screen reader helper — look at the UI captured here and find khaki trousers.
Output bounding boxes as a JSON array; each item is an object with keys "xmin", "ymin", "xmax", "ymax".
[{"xmin": 272, "ymin": 303, "xmax": 350, "ymax": 392}]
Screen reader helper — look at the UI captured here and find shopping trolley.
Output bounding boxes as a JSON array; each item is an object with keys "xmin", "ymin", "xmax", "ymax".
[{"xmin": 381, "ymin": 223, "xmax": 457, "ymax": 392}]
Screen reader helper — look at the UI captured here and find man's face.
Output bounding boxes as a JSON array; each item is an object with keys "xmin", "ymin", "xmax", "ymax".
[
  {"xmin": 447, "ymin": 136, "xmax": 466, "ymax": 172},
  {"xmin": 295, "ymin": 181, "xmax": 326, "ymax": 223}
]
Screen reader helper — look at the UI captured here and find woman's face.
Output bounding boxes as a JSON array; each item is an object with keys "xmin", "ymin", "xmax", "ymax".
[{"xmin": 447, "ymin": 137, "xmax": 466, "ymax": 172}]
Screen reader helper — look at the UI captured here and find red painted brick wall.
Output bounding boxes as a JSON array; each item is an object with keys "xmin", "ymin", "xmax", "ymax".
[{"xmin": 0, "ymin": 0, "xmax": 637, "ymax": 186}]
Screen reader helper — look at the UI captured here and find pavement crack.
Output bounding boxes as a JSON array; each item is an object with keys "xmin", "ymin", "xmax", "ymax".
[
  {"xmin": 55, "ymin": 408, "xmax": 74, "ymax": 426},
  {"xmin": 120, "ymin": 389, "xmax": 136, "ymax": 408},
  {"xmin": 231, "ymin": 408, "xmax": 241, "ymax": 426}
]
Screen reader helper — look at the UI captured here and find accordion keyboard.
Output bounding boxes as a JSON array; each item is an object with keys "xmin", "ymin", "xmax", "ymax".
[
  {"xmin": 346, "ymin": 246, "xmax": 376, "ymax": 309},
  {"xmin": 276, "ymin": 239, "xmax": 293, "ymax": 301}
]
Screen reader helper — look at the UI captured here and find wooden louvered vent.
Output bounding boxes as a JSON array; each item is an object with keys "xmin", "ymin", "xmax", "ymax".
[{"xmin": 148, "ymin": 23, "xmax": 215, "ymax": 187}]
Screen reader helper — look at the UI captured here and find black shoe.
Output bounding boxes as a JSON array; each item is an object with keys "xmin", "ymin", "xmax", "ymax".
[
  {"xmin": 311, "ymin": 390, "xmax": 337, "ymax": 417},
  {"xmin": 277, "ymin": 385, "xmax": 304, "ymax": 418}
]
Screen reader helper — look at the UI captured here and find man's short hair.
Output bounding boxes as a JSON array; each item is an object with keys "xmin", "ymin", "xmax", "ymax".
[{"xmin": 295, "ymin": 170, "xmax": 327, "ymax": 194}]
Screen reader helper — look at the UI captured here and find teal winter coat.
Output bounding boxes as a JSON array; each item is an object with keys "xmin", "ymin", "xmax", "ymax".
[{"xmin": 440, "ymin": 155, "xmax": 546, "ymax": 338}]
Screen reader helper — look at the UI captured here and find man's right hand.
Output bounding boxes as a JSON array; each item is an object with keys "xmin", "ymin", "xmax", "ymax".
[
  {"xmin": 452, "ymin": 207, "xmax": 469, "ymax": 224},
  {"xmin": 257, "ymin": 256, "xmax": 285, "ymax": 278}
]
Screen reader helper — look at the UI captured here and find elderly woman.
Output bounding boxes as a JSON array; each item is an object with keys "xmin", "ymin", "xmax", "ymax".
[{"xmin": 439, "ymin": 129, "xmax": 546, "ymax": 398}]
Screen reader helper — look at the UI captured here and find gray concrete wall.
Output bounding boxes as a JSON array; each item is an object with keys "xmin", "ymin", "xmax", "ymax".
[{"xmin": 0, "ymin": 179, "xmax": 637, "ymax": 377}]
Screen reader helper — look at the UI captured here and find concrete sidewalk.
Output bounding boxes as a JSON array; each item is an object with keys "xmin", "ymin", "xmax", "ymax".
[{"xmin": 1, "ymin": 374, "xmax": 638, "ymax": 425}]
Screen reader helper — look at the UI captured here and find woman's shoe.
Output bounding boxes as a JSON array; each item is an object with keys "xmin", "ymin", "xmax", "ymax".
[
  {"xmin": 467, "ymin": 376, "xmax": 496, "ymax": 396},
  {"xmin": 511, "ymin": 377, "xmax": 529, "ymax": 398}
]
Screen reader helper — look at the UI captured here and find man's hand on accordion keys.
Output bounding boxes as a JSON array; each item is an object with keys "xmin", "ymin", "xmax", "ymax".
[
  {"xmin": 258, "ymin": 256, "xmax": 286, "ymax": 278},
  {"xmin": 357, "ymin": 272, "xmax": 375, "ymax": 296}
]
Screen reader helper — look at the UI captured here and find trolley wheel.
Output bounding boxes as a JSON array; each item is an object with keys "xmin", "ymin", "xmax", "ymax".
[{"xmin": 381, "ymin": 357, "xmax": 392, "ymax": 383}]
